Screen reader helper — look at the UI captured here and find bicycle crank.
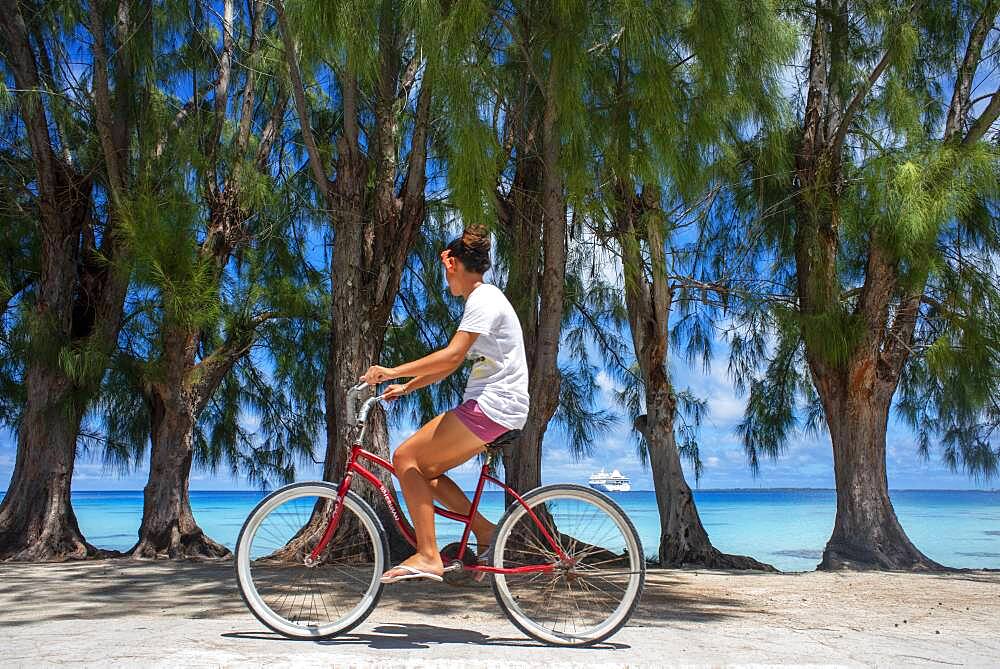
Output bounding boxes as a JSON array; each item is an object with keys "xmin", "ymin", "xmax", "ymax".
[{"xmin": 439, "ymin": 542, "xmax": 482, "ymax": 587}]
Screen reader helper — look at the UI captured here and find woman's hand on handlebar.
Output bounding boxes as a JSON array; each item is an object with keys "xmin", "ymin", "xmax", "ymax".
[
  {"xmin": 380, "ymin": 383, "xmax": 408, "ymax": 402},
  {"xmin": 359, "ymin": 365, "xmax": 397, "ymax": 385}
]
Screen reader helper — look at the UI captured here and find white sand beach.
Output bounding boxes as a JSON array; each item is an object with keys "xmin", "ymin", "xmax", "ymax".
[{"xmin": 1, "ymin": 560, "xmax": 998, "ymax": 668}]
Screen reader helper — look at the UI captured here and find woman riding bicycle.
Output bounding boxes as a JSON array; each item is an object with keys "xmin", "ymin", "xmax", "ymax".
[{"xmin": 360, "ymin": 225, "xmax": 529, "ymax": 583}]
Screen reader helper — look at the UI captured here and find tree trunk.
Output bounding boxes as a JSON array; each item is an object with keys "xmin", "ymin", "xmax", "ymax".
[
  {"xmin": 0, "ymin": 160, "xmax": 124, "ymax": 563},
  {"xmin": 637, "ymin": 407, "xmax": 773, "ymax": 571},
  {"xmin": 622, "ymin": 187, "xmax": 772, "ymax": 570},
  {"xmin": 0, "ymin": 365, "xmax": 106, "ymax": 561},
  {"xmin": 499, "ymin": 55, "xmax": 565, "ymax": 504},
  {"xmin": 278, "ymin": 1, "xmax": 434, "ymax": 561},
  {"xmin": 0, "ymin": 209, "xmax": 128, "ymax": 561},
  {"xmin": 813, "ymin": 366, "xmax": 943, "ymax": 571},
  {"xmin": 324, "ymin": 226, "xmax": 414, "ymax": 560},
  {"xmin": 794, "ymin": 141, "xmax": 941, "ymax": 571},
  {"xmin": 497, "ymin": 131, "xmax": 544, "ymax": 502},
  {"xmin": 631, "ymin": 312, "xmax": 773, "ymax": 571},
  {"xmin": 129, "ymin": 391, "xmax": 230, "ymax": 559}
]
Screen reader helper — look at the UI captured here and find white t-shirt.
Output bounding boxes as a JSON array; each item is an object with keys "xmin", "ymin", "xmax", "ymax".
[{"xmin": 456, "ymin": 283, "xmax": 530, "ymax": 430}]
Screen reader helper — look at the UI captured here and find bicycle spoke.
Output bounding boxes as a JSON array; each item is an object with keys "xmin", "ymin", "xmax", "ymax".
[
  {"xmin": 237, "ymin": 487, "xmax": 383, "ymax": 639},
  {"xmin": 493, "ymin": 487, "xmax": 644, "ymax": 645}
]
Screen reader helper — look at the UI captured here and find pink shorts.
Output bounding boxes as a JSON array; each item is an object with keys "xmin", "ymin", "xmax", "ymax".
[{"xmin": 451, "ymin": 400, "xmax": 510, "ymax": 443}]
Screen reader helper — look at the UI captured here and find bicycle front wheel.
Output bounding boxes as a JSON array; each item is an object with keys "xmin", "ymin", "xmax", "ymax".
[
  {"xmin": 491, "ymin": 484, "xmax": 645, "ymax": 646},
  {"xmin": 235, "ymin": 482, "xmax": 388, "ymax": 639}
]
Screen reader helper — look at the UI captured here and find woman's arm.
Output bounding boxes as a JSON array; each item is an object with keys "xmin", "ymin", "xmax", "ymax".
[
  {"xmin": 360, "ymin": 331, "xmax": 479, "ymax": 385},
  {"xmin": 380, "ymin": 368, "xmax": 452, "ymax": 402},
  {"xmin": 403, "ymin": 368, "xmax": 452, "ymax": 394}
]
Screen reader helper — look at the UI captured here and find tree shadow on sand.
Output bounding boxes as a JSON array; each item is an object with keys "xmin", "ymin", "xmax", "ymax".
[{"xmin": 0, "ymin": 560, "xmax": 757, "ymax": 628}]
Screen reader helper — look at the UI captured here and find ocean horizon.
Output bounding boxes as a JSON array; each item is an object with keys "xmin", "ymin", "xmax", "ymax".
[{"xmin": 8, "ymin": 487, "xmax": 993, "ymax": 572}]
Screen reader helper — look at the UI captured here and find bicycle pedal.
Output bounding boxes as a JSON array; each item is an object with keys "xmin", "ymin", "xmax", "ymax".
[{"xmin": 443, "ymin": 561, "xmax": 464, "ymax": 573}]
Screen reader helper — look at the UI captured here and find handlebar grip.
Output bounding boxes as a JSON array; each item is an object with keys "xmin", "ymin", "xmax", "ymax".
[{"xmin": 347, "ymin": 382, "xmax": 367, "ymax": 427}]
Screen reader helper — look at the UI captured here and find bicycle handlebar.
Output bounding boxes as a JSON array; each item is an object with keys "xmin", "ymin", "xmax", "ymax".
[{"xmin": 346, "ymin": 379, "xmax": 384, "ymax": 428}]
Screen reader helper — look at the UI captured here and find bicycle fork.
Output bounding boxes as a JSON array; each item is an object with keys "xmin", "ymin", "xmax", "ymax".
[{"xmin": 304, "ymin": 469, "xmax": 355, "ymax": 567}]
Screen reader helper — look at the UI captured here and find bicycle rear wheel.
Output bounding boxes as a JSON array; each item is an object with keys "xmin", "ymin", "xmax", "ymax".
[
  {"xmin": 490, "ymin": 484, "xmax": 645, "ymax": 646},
  {"xmin": 234, "ymin": 482, "xmax": 387, "ymax": 639}
]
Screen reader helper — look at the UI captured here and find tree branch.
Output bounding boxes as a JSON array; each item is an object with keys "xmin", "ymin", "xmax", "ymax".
[
  {"xmin": 945, "ymin": 0, "xmax": 999, "ymax": 140},
  {"xmin": 831, "ymin": 47, "xmax": 893, "ymax": 157},
  {"xmin": 879, "ymin": 292, "xmax": 921, "ymax": 380},
  {"xmin": 573, "ymin": 298, "xmax": 639, "ymax": 385},
  {"xmin": 400, "ymin": 77, "xmax": 431, "ymax": 215},
  {"xmin": 274, "ymin": 0, "xmax": 331, "ymax": 206},
  {"xmin": 963, "ymin": 88, "xmax": 1000, "ymax": 145},
  {"xmin": 87, "ymin": 0, "xmax": 125, "ymax": 193},
  {"xmin": 0, "ymin": 6, "xmax": 61, "ymax": 221},
  {"xmin": 235, "ymin": 0, "xmax": 265, "ymax": 154},
  {"xmin": 255, "ymin": 87, "xmax": 288, "ymax": 169},
  {"xmin": 208, "ymin": 0, "xmax": 236, "ymax": 168},
  {"xmin": 396, "ymin": 52, "xmax": 420, "ymax": 106}
]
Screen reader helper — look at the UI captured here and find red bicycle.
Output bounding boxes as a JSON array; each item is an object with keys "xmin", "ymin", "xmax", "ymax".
[{"xmin": 235, "ymin": 381, "xmax": 645, "ymax": 646}]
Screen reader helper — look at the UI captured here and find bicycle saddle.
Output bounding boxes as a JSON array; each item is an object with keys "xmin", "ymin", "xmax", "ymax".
[{"xmin": 486, "ymin": 429, "xmax": 522, "ymax": 450}]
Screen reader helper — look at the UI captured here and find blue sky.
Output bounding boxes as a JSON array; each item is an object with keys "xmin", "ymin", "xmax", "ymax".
[
  {"xmin": 2, "ymin": 13, "xmax": 997, "ymax": 496},
  {"xmin": 0, "ymin": 354, "xmax": 988, "ymax": 492},
  {"xmin": 0, "ymin": 195, "xmax": 991, "ymax": 496},
  {"xmin": 0, "ymin": 234, "xmax": 992, "ymax": 494}
]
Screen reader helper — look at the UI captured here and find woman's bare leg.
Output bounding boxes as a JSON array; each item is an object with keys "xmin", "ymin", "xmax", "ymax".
[
  {"xmin": 385, "ymin": 411, "xmax": 486, "ymax": 578},
  {"xmin": 428, "ymin": 475, "xmax": 496, "ymax": 549}
]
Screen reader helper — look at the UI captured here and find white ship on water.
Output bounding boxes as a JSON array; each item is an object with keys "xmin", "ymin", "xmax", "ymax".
[{"xmin": 588, "ymin": 468, "xmax": 631, "ymax": 492}]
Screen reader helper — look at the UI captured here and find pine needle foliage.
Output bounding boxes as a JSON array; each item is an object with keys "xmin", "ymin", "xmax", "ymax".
[
  {"xmin": 564, "ymin": 0, "xmax": 794, "ymax": 480},
  {"xmin": 89, "ymin": 0, "xmax": 327, "ymax": 488},
  {"xmin": 725, "ymin": 0, "xmax": 1000, "ymax": 478},
  {"xmin": 0, "ymin": 170, "xmax": 35, "ymax": 426}
]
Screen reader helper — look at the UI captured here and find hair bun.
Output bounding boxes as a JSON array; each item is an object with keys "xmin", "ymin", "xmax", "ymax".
[
  {"xmin": 445, "ymin": 225, "xmax": 492, "ymax": 274},
  {"xmin": 461, "ymin": 225, "xmax": 490, "ymax": 254}
]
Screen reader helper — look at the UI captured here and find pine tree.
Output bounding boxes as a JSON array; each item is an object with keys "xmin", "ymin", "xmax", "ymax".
[
  {"xmin": 0, "ymin": 0, "xmax": 149, "ymax": 560},
  {"xmin": 571, "ymin": 0, "xmax": 792, "ymax": 568},
  {"xmin": 486, "ymin": 0, "xmax": 594, "ymax": 502},
  {"xmin": 91, "ymin": 0, "xmax": 313, "ymax": 558},
  {"xmin": 731, "ymin": 0, "xmax": 1000, "ymax": 570},
  {"xmin": 274, "ymin": 0, "xmax": 496, "ymax": 557}
]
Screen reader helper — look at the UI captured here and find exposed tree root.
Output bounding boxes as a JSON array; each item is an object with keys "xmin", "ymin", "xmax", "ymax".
[
  {"xmin": 662, "ymin": 545, "xmax": 777, "ymax": 571},
  {"xmin": 128, "ymin": 526, "xmax": 231, "ymax": 560},
  {"xmin": 819, "ymin": 537, "xmax": 948, "ymax": 572}
]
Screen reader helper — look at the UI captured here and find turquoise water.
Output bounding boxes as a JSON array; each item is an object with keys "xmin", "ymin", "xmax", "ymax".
[{"xmin": 54, "ymin": 488, "xmax": 1000, "ymax": 571}]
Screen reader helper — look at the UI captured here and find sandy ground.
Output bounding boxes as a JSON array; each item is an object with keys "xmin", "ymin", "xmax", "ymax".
[{"xmin": 1, "ymin": 560, "xmax": 998, "ymax": 668}]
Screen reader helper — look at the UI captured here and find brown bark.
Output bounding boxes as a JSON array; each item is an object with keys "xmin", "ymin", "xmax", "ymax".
[
  {"xmin": 128, "ymin": 320, "xmax": 249, "ymax": 558},
  {"xmin": 634, "ymin": 413, "xmax": 772, "ymax": 570},
  {"xmin": 619, "ymin": 187, "xmax": 773, "ymax": 570},
  {"xmin": 130, "ymin": 385, "xmax": 229, "ymax": 559},
  {"xmin": 816, "ymin": 366, "xmax": 942, "ymax": 570},
  {"xmin": 0, "ymin": 364, "xmax": 105, "ymax": 561},
  {"xmin": 325, "ymin": 283, "xmax": 414, "ymax": 559}
]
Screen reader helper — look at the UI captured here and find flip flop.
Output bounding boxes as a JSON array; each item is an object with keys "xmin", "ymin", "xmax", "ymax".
[{"xmin": 379, "ymin": 564, "xmax": 444, "ymax": 584}]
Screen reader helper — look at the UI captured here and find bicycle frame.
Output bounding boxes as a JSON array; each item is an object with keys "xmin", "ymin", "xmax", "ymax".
[{"xmin": 306, "ymin": 388, "xmax": 568, "ymax": 575}]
